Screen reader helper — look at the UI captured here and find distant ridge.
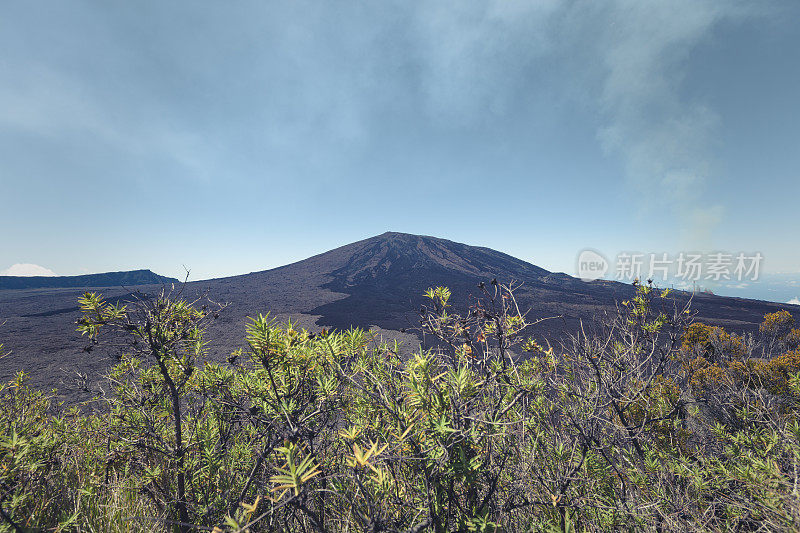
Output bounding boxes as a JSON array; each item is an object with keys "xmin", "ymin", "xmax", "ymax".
[{"xmin": 0, "ymin": 269, "xmax": 178, "ymax": 290}]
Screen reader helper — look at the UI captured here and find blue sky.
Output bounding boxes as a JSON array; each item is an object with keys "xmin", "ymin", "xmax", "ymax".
[{"xmin": 1, "ymin": 1, "xmax": 798, "ymax": 300}]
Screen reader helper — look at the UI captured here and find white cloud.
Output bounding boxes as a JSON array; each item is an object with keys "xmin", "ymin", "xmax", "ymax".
[
  {"xmin": 788, "ymin": 297, "xmax": 800, "ymax": 306},
  {"xmin": 0, "ymin": 263, "xmax": 57, "ymax": 277},
  {"xmin": 727, "ymin": 283, "xmax": 749, "ymax": 290}
]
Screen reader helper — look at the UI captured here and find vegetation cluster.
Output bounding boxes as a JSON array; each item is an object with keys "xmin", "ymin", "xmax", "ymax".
[{"xmin": 1, "ymin": 281, "xmax": 800, "ymax": 532}]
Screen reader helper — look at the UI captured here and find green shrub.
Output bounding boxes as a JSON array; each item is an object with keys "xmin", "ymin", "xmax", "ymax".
[{"xmin": 1, "ymin": 283, "xmax": 799, "ymax": 532}]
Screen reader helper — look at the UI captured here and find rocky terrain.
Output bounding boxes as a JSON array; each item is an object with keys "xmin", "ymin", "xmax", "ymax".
[{"xmin": 1, "ymin": 232, "xmax": 796, "ymax": 403}]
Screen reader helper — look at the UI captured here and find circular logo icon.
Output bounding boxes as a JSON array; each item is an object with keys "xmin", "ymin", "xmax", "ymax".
[{"xmin": 576, "ymin": 249, "xmax": 609, "ymax": 281}]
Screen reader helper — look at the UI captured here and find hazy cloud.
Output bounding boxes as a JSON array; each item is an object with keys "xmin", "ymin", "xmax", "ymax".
[
  {"xmin": 587, "ymin": 1, "xmax": 747, "ymax": 246},
  {"xmin": 0, "ymin": 62, "xmax": 210, "ymax": 183},
  {"xmin": 1, "ymin": 1, "xmax": 795, "ymax": 278},
  {"xmin": 788, "ymin": 297, "xmax": 800, "ymax": 306},
  {"xmin": 409, "ymin": 1, "xmax": 559, "ymax": 123},
  {"xmin": 0, "ymin": 1, "xmax": 755, "ymax": 197},
  {"xmin": 406, "ymin": 1, "xmax": 748, "ymax": 245}
]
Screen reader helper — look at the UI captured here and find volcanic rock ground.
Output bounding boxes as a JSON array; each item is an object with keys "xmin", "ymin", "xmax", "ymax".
[{"xmin": 1, "ymin": 232, "xmax": 796, "ymax": 404}]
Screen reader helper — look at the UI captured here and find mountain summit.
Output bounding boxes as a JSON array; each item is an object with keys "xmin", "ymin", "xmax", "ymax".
[
  {"xmin": 0, "ymin": 232, "xmax": 796, "ymax": 403},
  {"xmin": 196, "ymin": 232, "xmax": 579, "ymax": 333},
  {"xmin": 195, "ymin": 232, "xmax": 789, "ymax": 336},
  {"xmin": 320, "ymin": 232, "xmax": 549, "ymax": 290}
]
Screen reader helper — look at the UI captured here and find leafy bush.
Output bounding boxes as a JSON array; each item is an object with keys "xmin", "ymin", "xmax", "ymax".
[{"xmin": 1, "ymin": 283, "xmax": 800, "ymax": 532}]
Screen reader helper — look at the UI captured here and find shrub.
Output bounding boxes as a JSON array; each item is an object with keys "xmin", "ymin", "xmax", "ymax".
[
  {"xmin": 761, "ymin": 310, "xmax": 797, "ymax": 356},
  {"xmin": 1, "ymin": 284, "xmax": 799, "ymax": 532}
]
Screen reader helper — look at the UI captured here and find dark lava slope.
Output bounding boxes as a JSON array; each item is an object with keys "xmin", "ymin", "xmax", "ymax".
[
  {"xmin": 199, "ymin": 232, "xmax": 792, "ymax": 336},
  {"xmin": 1, "ymin": 232, "xmax": 796, "ymax": 403}
]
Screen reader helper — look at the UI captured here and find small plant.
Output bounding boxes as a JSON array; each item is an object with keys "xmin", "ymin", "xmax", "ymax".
[{"xmin": 1, "ymin": 281, "xmax": 799, "ymax": 532}]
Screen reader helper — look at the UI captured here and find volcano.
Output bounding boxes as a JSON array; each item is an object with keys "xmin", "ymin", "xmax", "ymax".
[{"xmin": 1, "ymin": 232, "xmax": 796, "ymax": 403}]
